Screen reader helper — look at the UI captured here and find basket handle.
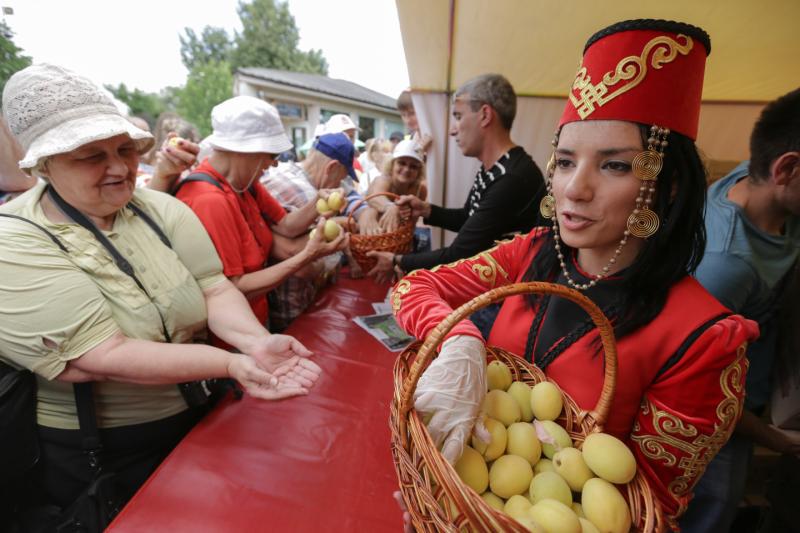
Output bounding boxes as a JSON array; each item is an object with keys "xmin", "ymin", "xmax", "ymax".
[
  {"xmin": 399, "ymin": 281, "xmax": 618, "ymax": 428},
  {"xmin": 345, "ymin": 191, "xmax": 405, "ymax": 229}
]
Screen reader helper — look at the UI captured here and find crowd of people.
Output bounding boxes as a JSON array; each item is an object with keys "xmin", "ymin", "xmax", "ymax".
[{"xmin": 0, "ymin": 15, "xmax": 797, "ymax": 533}]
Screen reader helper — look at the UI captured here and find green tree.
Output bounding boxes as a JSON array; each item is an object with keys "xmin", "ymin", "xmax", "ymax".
[
  {"xmin": 230, "ymin": 0, "xmax": 328, "ymax": 75},
  {"xmin": 106, "ymin": 83, "xmax": 167, "ymax": 127},
  {"xmin": 176, "ymin": 61, "xmax": 233, "ymax": 137},
  {"xmin": 0, "ymin": 21, "xmax": 32, "ymax": 97},
  {"xmin": 179, "ymin": 26, "xmax": 233, "ymax": 71}
]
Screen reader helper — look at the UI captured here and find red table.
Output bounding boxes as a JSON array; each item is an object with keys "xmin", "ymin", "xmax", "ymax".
[{"xmin": 107, "ymin": 277, "xmax": 404, "ymax": 532}]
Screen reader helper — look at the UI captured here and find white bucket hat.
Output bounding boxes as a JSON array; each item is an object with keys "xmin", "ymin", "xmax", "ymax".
[
  {"xmin": 205, "ymin": 95, "xmax": 293, "ymax": 154},
  {"xmin": 391, "ymin": 139, "xmax": 424, "ymax": 163},
  {"xmin": 2, "ymin": 64, "xmax": 154, "ymax": 175},
  {"xmin": 324, "ymin": 114, "xmax": 359, "ymax": 134}
]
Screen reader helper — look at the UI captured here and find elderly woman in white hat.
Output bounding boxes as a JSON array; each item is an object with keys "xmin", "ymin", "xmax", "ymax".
[
  {"xmin": 174, "ymin": 96, "xmax": 348, "ymax": 345},
  {"xmin": 362, "ymin": 139, "xmax": 427, "ymax": 235},
  {"xmin": 324, "ymin": 113, "xmax": 359, "ymax": 143},
  {"xmin": 0, "ymin": 64, "xmax": 321, "ymax": 515}
]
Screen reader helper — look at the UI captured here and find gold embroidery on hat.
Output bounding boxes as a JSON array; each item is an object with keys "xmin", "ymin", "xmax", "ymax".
[{"xmin": 569, "ymin": 34, "xmax": 694, "ymax": 119}]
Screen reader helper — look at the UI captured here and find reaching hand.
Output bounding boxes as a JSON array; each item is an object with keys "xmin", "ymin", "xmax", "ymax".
[
  {"xmin": 270, "ymin": 356, "xmax": 323, "ymax": 391},
  {"xmin": 395, "ymin": 195, "xmax": 430, "ymax": 219},
  {"xmin": 414, "ymin": 335, "xmax": 490, "ymax": 464},
  {"xmin": 317, "ymin": 188, "xmax": 346, "ymax": 216},
  {"xmin": 358, "ymin": 208, "xmax": 382, "ymax": 235},
  {"xmin": 379, "ymin": 204, "xmax": 401, "ymax": 233},
  {"xmin": 156, "ymin": 133, "xmax": 199, "ymax": 177},
  {"xmin": 227, "ymin": 353, "xmax": 317, "ymax": 400},
  {"xmin": 304, "ymin": 219, "xmax": 349, "ymax": 260},
  {"xmin": 246, "ymin": 334, "xmax": 314, "ymax": 373},
  {"xmin": 366, "ymin": 250, "xmax": 396, "ymax": 284}
]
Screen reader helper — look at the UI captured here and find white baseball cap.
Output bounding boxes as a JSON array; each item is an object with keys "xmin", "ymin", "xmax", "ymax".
[
  {"xmin": 205, "ymin": 95, "xmax": 293, "ymax": 154},
  {"xmin": 325, "ymin": 114, "xmax": 359, "ymax": 134},
  {"xmin": 391, "ymin": 139, "xmax": 424, "ymax": 163}
]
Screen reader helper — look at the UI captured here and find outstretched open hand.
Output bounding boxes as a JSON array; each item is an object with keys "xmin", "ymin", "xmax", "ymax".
[{"xmin": 247, "ymin": 334, "xmax": 314, "ymax": 373}]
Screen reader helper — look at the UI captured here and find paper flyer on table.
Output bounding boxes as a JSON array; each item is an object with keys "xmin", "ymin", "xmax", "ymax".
[{"xmin": 353, "ymin": 313, "xmax": 415, "ymax": 352}]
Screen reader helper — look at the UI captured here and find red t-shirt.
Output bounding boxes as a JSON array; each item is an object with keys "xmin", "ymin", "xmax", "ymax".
[{"xmin": 176, "ymin": 159, "xmax": 286, "ymax": 332}]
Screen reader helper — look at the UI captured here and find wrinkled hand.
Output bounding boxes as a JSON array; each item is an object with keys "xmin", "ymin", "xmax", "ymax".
[
  {"xmin": 271, "ymin": 355, "xmax": 322, "ymax": 391},
  {"xmin": 304, "ymin": 219, "xmax": 349, "ymax": 260},
  {"xmin": 227, "ymin": 353, "xmax": 318, "ymax": 400},
  {"xmin": 379, "ymin": 204, "xmax": 401, "ymax": 232},
  {"xmin": 317, "ymin": 187, "xmax": 345, "ymax": 217},
  {"xmin": 366, "ymin": 250, "xmax": 396, "ymax": 284},
  {"xmin": 415, "ymin": 335, "xmax": 489, "ymax": 464},
  {"xmin": 358, "ymin": 208, "xmax": 382, "ymax": 235},
  {"xmin": 156, "ymin": 133, "xmax": 199, "ymax": 177},
  {"xmin": 396, "ymin": 195, "xmax": 430, "ymax": 219},
  {"xmin": 347, "ymin": 252, "xmax": 364, "ymax": 278},
  {"xmin": 247, "ymin": 333, "xmax": 314, "ymax": 372}
]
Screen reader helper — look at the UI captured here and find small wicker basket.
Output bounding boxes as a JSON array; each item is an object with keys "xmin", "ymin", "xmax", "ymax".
[
  {"xmin": 390, "ymin": 281, "xmax": 665, "ymax": 532},
  {"xmin": 347, "ymin": 192, "xmax": 414, "ymax": 272}
]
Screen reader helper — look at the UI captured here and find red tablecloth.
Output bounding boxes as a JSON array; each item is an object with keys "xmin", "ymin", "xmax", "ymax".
[{"xmin": 107, "ymin": 277, "xmax": 404, "ymax": 532}]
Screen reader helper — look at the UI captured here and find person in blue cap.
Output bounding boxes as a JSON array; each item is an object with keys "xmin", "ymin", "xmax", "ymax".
[{"xmin": 262, "ymin": 132, "xmax": 379, "ymax": 330}]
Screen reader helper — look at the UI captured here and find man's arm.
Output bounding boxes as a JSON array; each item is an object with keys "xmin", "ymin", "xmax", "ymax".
[{"xmin": 399, "ymin": 176, "xmax": 522, "ymax": 272}]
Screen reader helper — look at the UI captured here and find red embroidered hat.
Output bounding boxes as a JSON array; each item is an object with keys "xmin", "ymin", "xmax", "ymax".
[{"xmin": 559, "ymin": 20, "xmax": 711, "ymax": 140}]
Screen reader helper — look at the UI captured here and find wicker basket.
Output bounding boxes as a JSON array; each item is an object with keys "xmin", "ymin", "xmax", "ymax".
[
  {"xmin": 390, "ymin": 281, "xmax": 665, "ymax": 532},
  {"xmin": 348, "ymin": 192, "xmax": 414, "ymax": 272}
]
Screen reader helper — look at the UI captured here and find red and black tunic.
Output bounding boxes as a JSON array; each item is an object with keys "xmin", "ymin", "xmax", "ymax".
[{"xmin": 392, "ymin": 228, "xmax": 758, "ymax": 526}]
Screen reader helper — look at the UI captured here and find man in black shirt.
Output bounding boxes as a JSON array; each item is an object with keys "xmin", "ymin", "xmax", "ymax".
[{"xmin": 366, "ymin": 74, "xmax": 544, "ymax": 279}]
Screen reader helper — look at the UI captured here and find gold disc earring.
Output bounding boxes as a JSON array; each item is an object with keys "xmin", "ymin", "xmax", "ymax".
[
  {"xmin": 627, "ymin": 208, "xmax": 660, "ymax": 238},
  {"xmin": 540, "ymin": 195, "xmax": 556, "ymax": 219}
]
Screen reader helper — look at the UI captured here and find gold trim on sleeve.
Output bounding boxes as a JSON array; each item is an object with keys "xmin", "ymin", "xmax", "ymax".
[
  {"xmin": 391, "ymin": 279, "xmax": 412, "ymax": 314},
  {"xmin": 569, "ymin": 35, "xmax": 694, "ymax": 119},
  {"xmin": 392, "ymin": 235, "xmax": 520, "ymax": 314},
  {"xmin": 631, "ymin": 343, "xmax": 748, "ymax": 518}
]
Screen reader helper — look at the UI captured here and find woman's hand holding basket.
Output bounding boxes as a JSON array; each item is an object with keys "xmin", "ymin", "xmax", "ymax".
[{"xmin": 414, "ymin": 335, "xmax": 491, "ymax": 464}]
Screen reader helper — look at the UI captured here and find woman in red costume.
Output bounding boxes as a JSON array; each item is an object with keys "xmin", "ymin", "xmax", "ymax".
[{"xmin": 392, "ymin": 19, "xmax": 759, "ymax": 528}]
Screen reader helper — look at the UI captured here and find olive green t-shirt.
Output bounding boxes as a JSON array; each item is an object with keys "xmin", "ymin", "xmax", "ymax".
[{"xmin": 0, "ymin": 182, "xmax": 226, "ymax": 429}]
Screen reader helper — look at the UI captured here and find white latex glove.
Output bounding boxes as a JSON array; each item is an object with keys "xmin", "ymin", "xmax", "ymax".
[{"xmin": 414, "ymin": 335, "xmax": 490, "ymax": 464}]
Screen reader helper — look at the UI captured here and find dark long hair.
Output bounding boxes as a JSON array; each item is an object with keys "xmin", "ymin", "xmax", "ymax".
[{"xmin": 522, "ymin": 124, "xmax": 707, "ymax": 340}]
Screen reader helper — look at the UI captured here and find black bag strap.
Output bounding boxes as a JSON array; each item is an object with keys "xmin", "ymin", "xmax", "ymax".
[
  {"xmin": 73, "ymin": 383, "xmax": 103, "ymax": 473},
  {"xmin": 47, "ymin": 185, "xmax": 173, "ymax": 344},
  {"xmin": 46, "ymin": 186, "xmax": 213, "ymax": 408},
  {"xmin": 127, "ymin": 203, "xmax": 171, "ymax": 248},
  {"xmin": 171, "ymin": 172, "xmax": 224, "ymax": 196},
  {"xmin": 172, "ymin": 172, "xmax": 259, "ymax": 203},
  {"xmin": 0, "ymin": 213, "xmax": 69, "ymax": 252}
]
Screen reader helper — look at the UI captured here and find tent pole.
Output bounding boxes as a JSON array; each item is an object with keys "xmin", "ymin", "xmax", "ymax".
[{"xmin": 439, "ymin": 0, "xmax": 457, "ymax": 247}]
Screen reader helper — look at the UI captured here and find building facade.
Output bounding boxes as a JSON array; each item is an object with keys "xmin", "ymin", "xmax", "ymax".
[{"xmin": 234, "ymin": 67, "xmax": 403, "ymax": 149}]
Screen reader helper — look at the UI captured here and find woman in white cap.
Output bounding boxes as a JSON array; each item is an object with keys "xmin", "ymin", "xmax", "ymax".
[
  {"xmin": 0, "ymin": 64, "xmax": 321, "ymax": 519},
  {"xmin": 175, "ymin": 96, "xmax": 348, "ymax": 345},
  {"xmin": 362, "ymin": 139, "xmax": 428, "ymax": 235}
]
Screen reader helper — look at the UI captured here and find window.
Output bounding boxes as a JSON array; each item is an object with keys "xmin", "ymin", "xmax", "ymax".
[
  {"xmin": 359, "ymin": 116, "xmax": 375, "ymax": 141},
  {"xmin": 292, "ymin": 127, "xmax": 306, "ymax": 148},
  {"xmin": 320, "ymin": 109, "xmax": 347, "ymax": 123},
  {"xmin": 274, "ymin": 102, "xmax": 306, "ymax": 120}
]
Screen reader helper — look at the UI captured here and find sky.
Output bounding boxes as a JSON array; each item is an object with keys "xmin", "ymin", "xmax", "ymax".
[{"xmin": 2, "ymin": 0, "xmax": 410, "ymax": 99}]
